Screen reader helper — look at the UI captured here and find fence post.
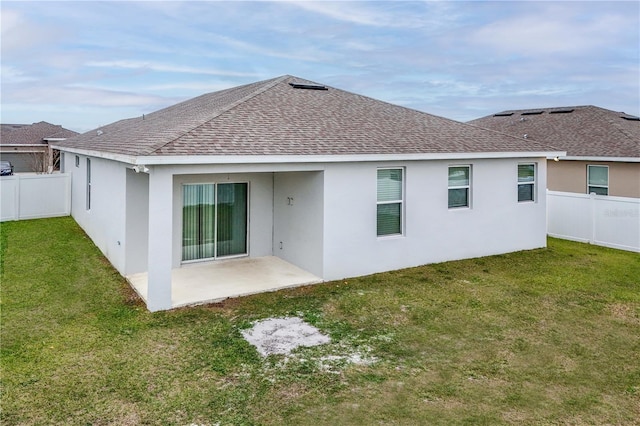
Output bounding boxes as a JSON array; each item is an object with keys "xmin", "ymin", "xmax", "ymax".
[
  {"xmin": 546, "ymin": 188, "xmax": 549, "ymax": 231},
  {"xmin": 15, "ymin": 175, "xmax": 21, "ymax": 221},
  {"xmin": 589, "ymin": 192, "xmax": 596, "ymax": 244}
]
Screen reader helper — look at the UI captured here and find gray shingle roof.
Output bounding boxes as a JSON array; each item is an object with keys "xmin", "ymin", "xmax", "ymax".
[
  {"xmin": 468, "ymin": 106, "xmax": 640, "ymax": 158},
  {"xmin": 1, "ymin": 121, "xmax": 78, "ymax": 145},
  {"xmin": 57, "ymin": 75, "xmax": 558, "ymax": 158}
]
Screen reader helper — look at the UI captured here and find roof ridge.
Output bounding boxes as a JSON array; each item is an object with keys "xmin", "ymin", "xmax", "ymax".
[
  {"xmin": 591, "ymin": 105, "xmax": 640, "ymax": 144},
  {"xmin": 146, "ymin": 75, "xmax": 288, "ymax": 155}
]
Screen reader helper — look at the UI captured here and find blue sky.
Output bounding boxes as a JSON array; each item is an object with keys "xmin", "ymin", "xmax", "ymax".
[{"xmin": 2, "ymin": 1, "xmax": 639, "ymax": 133}]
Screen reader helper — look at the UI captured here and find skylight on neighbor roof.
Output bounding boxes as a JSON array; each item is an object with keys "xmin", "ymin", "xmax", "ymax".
[
  {"xmin": 549, "ymin": 109, "xmax": 574, "ymax": 114},
  {"xmin": 521, "ymin": 110, "xmax": 544, "ymax": 116},
  {"xmin": 494, "ymin": 112, "xmax": 514, "ymax": 117},
  {"xmin": 621, "ymin": 114, "xmax": 640, "ymax": 121}
]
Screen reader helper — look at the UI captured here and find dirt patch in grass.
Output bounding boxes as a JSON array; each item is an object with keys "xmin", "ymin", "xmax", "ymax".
[
  {"xmin": 609, "ymin": 302, "xmax": 640, "ymax": 324},
  {"xmin": 120, "ymin": 279, "xmax": 145, "ymax": 307},
  {"xmin": 241, "ymin": 317, "xmax": 331, "ymax": 356}
]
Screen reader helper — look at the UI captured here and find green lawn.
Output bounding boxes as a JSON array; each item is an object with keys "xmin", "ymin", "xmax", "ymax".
[{"xmin": 1, "ymin": 217, "xmax": 639, "ymax": 425}]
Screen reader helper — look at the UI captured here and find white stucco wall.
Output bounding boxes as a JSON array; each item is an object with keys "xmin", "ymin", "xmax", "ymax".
[
  {"xmin": 321, "ymin": 158, "xmax": 547, "ymax": 280},
  {"xmin": 63, "ymin": 155, "xmax": 548, "ymax": 299},
  {"xmin": 65, "ymin": 152, "xmax": 128, "ymax": 275},
  {"xmin": 273, "ymin": 171, "xmax": 324, "ymax": 277},
  {"xmin": 124, "ymin": 169, "xmax": 149, "ymax": 275},
  {"xmin": 147, "ymin": 167, "xmax": 174, "ymax": 310}
]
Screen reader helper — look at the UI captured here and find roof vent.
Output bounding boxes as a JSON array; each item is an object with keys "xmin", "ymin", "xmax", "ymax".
[
  {"xmin": 549, "ymin": 109, "xmax": 574, "ymax": 114},
  {"xmin": 621, "ymin": 114, "xmax": 640, "ymax": 121},
  {"xmin": 494, "ymin": 112, "xmax": 514, "ymax": 117},
  {"xmin": 521, "ymin": 110, "xmax": 544, "ymax": 116},
  {"xmin": 289, "ymin": 83, "xmax": 328, "ymax": 91}
]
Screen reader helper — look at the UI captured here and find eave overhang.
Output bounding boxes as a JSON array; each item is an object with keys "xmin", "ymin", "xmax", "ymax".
[
  {"xmin": 555, "ymin": 156, "xmax": 640, "ymax": 163},
  {"xmin": 1, "ymin": 144, "xmax": 49, "ymax": 147},
  {"xmin": 50, "ymin": 145, "xmax": 566, "ymax": 166}
]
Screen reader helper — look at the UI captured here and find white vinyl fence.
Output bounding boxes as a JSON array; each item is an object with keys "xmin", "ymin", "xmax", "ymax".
[
  {"xmin": 1, "ymin": 173, "xmax": 71, "ymax": 221},
  {"xmin": 547, "ymin": 190, "xmax": 640, "ymax": 253}
]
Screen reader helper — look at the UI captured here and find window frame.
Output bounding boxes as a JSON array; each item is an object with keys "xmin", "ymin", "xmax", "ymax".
[
  {"xmin": 75, "ymin": 155, "xmax": 80, "ymax": 167},
  {"xmin": 376, "ymin": 167, "xmax": 404, "ymax": 237},
  {"xmin": 448, "ymin": 165, "xmax": 471, "ymax": 209},
  {"xmin": 517, "ymin": 163, "xmax": 536, "ymax": 203},
  {"xmin": 587, "ymin": 165, "xmax": 609, "ymax": 195},
  {"xmin": 181, "ymin": 181, "xmax": 250, "ymax": 263},
  {"xmin": 86, "ymin": 158, "xmax": 91, "ymax": 211}
]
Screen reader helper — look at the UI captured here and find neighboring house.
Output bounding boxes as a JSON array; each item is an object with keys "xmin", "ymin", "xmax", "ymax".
[
  {"xmin": 0, "ymin": 121, "xmax": 78, "ymax": 173},
  {"xmin": 53, "ymin": 75, "xmax": 563, "ymax": 312},
  {"xmin": 468, "ymin": 106, "xmax": 640, "ymax": 198}
]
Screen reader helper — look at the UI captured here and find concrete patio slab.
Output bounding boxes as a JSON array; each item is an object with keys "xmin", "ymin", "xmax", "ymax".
[{"xmin": 126, "ymin": 256, "xmax": 323, "ymax": 309}]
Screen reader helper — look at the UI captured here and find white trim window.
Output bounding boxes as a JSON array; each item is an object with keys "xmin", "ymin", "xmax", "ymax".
[
  {"xmin": 377, "ymin": 168, "xmax": 404, "ymax": 236},
  {"xmin": 587, "ymin": 165, "xmax": 608, "ymax": 195},
  {"xmin": 517, "ymin": 163, "xmax": 536, "ymax": 202},
  {"xmin": 448, "ymin": 165, "xmax": 471, "ymax": 208}
]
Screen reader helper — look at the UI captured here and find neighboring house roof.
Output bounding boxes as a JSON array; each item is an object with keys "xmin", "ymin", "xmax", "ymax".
[
  {"xmin": 468, "ymin": 106, "xmax": 640, "ymax": 159},
  {"xmin": 55, "ymin": 75, "xmax": 560, "ymax": 161},
  {"xmin": 1, "ymin": 121, "xmax": 78, "ymax": 145}
]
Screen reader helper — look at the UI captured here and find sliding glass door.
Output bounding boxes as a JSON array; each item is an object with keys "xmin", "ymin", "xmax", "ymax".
[
  {"xmin": 182, "ymin": 184, "xmax": 215, "ymax": 261},
  {"xmin": 216, "ymin": 183, "xmax": 248, "ymax": 257},
  {"xmin": 182, "ymin": 183, "xmax": 248, "ymax": 261}
]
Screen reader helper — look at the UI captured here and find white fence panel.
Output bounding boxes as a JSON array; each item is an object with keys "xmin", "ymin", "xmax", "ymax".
[
  {"xmin": 0, "ymin": 173, "xmax": 71, "ymax": 221},
  {"xmin": 1, "ymin": 177, "xmax": 18, "ymax": 221},
  {"xmin": 547, "ymin": 190, "xmax": 640, "ymax": 252}
]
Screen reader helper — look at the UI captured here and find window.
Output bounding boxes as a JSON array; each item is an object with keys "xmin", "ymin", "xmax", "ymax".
[
  {"xmin": 448, "ymin": 165, "xmax": 471, "ymax": 208},
  {"xmin": 587, "ymin": 165, "xmax": 608, "ymax": 195},
  {"xmin": 517, "ymin": 163, "xmax": 535, "ymax": 202},
  {"xmin": 86, "ymin": 158, "xmax": 91, "ymax": 210},
  {"xmin": 75, "ymin": 155, "xmax": 80, "ymax": 167},
  {"xmin": 377, "ymin": 168, "xmax": 403, "ymax": 236},
  {"xmin": 182, "ymin": 183, "xmax": 248, "ymax": 261}
]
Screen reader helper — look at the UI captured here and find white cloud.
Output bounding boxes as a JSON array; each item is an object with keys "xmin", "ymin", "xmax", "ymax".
[
  {"xmin": 471, "ymin": 3, "xmax": 636, "ymax": 55},
  {"xmin": 5, "ymin": 84, "xmax": 174, "ymax": 108},
  {"xmin": 286, "ymin": 1, "xmax": 431, "ymax": 28},
  {"xmin": 1, "ymin": 8, "xmax": 66, "ymax": 53},
  {"xmin": 203, "ymin": 32, "xmax": 339, "ymax": 63},
  {"xmin": 85, "ymin": 60, "xmax": 260, "ymax": 77},
  {"xmin": 286, "ymin": 1, "xmax": 394, "ymax": 27},
  {"xmin": 0, "ymin": 65, "xmax": 36, "ymax": 83},
  {"xmin": 142, "ymin": 82, "xmax": 236, "ymax": 93}
]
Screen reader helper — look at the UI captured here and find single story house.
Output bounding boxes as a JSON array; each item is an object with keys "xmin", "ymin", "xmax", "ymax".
[
  {"xmin": 53, "ymin": 75, "xmax": 563, "ymax": 312},
  {"xmin": 0, "ymin": 121, "xmax": 78, "ymax": 173},
  {"xmin": 468, "ymin": 106, "xmax": 640, "ymax": 198}
]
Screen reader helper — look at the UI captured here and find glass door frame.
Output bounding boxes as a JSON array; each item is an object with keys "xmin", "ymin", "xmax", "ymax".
[{"xmin": 181, "ymin": 181, "xmax": 250, "ymax": 264}]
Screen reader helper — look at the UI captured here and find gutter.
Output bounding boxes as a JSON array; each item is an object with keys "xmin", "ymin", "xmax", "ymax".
[
  {"xmin": 555, "ymin": 156, "xmax": 640, "ymax": 163},
  {"xmin": 49, "ymin": 144, "xmax": 138, "ymax": 165},
  {"xmin": 50, "ymin": 146, "xmax": 565, "ymax": 166},
  {"xmin": 1, "ymin": 144, "xmax": 49, "ymax": 147}
]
